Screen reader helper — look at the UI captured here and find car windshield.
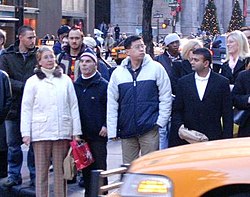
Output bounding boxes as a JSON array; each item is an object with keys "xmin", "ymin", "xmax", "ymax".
[{"xmin": 212, "ymin": 36, "xmax": 226, "ymax": 49}]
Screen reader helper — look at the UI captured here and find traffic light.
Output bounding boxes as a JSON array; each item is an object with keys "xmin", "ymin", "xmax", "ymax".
[
  {"xmin": 162, "ymin": 19, "xmax": 171, "ymax": 29},
  {"xmin": 162, "ymin": 22, "xmax": 167, "ymax": 29}
]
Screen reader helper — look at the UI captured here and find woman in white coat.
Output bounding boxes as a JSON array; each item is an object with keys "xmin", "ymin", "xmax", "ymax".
[{"xmin": 21, "ymin": 46, "xmax": 82, "ymax": 197}]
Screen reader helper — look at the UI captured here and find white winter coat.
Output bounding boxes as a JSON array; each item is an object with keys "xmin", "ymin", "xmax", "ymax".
[{"xmin": 21, "ymin": 73, "xmax": 82, "ymax": 142}]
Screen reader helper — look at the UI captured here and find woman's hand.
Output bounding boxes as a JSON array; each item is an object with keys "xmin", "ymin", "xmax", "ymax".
[
  {"xmin": 22, "ymin": 136, "xmax": 30, "ymax": 146},
  {"xmin": 73, "ymin": 135, "xmax": 82, "ymax": 142}
]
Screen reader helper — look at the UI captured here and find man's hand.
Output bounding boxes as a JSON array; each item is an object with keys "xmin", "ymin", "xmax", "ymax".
[{"xmin": 99, "ymin": 126, "xmax": 107, "ymax": 137}]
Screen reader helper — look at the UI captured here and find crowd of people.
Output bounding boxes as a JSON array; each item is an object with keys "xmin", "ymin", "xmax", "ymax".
[{"xmin": 1, "ymin": 23, "xmax": 250, "ymax": 197}]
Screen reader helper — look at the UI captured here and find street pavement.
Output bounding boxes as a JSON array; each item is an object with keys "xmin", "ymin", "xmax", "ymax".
[{"xmin": 0, "ymin": 139, "xmax": 122, "ymax": 197}]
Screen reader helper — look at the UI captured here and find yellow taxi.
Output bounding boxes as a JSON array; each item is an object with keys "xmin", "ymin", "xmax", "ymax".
[
  {"xmin": 111, "ymin": 41, "xmax": 127, "ymax": 65},
  {"xmin": 118, "ymin": 137, "xmax": 250, "ymax": 197}
]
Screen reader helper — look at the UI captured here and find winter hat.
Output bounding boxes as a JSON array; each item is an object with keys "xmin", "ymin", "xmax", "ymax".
[
  {"xmin": 164, "ymin": 33, "xmax": 180, "ymax": 46},
  {"xmin": 80, "ymin": 48, "xmax": 97, "ymax": 63},
  {"xmin": 83, "ymin": 37, "xmax": 97, "ymax": 49},
  {"xmin": 57, "ymin": 25, "xmax": 71, "ymax": 36}
]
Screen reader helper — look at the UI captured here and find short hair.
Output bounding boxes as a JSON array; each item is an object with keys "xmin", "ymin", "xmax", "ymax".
[
  {"xmin": 181, "ymin": 39, "xmax": 203, "ymax": 60},
  {"xmin": 192, "ymin": 47, "xmax": 212, "ymax": 65},
  {"xmin": 0, "ymin": 29, "xmax": 6, "ymax": 45},
  {"xmin": 124, "ymin": 35, "xmax": 142, "ymax": 49},
  {"xmin": 36, "ymin": 46, "xmax": 54, "ymax": 63},
  {"xmin": 18, "ymin": 25, "xmax": 34, "ymax": 36},
  {"xmin": 68, "ymin": 27, "xmax": 84, "ymax": 37},
  {"xmin": 226, "ymin": 30, "xmax": 250, "ymax": 60}
]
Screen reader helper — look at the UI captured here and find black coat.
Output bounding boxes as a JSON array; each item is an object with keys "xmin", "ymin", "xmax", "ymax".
[
  {"xmin": 74, "ymin": 72, "xmax": 108, "ymax": 142},
  {"xmin": 174, "ymin": 59, "xmax": 194, "ymax": 79},
  {"xmin": 154, "ymin": 52, "xmax": 182, "ymax": 95},
  {"xmin": 232, "ymin": 70, "xmax": 250, "ymax": 136},
  {"xmin": 0, "ymin": 70, "xmax": 12, "ymax": 124},
  {"xmin": 0, "ymin": 41, "xmax": 37, "ymax": 120},
  {"xmin": 169, "ymin": 71, "xmax": 233, "ymax": 147},
  {"xmin": 220, "ymin": 59, "xmax": 246, "ymax": 84}
]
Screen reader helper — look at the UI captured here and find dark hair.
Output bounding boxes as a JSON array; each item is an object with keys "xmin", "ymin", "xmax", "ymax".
[
  {"xmin": 124, "ymin": 35, "xmax": 142, "ymax": 49},
  {"xmin": 192, "ymin": 47, "xmax": 212, "ymax": 65},
  {"xmin": 240, "ymin": 26, "xmax": 250, "ymax": 32},
  {"xmin": 18, "ymin": 26, "xmax": 34, "ymax": 36}
]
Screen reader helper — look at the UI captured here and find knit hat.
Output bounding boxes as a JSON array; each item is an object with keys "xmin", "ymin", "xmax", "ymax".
[
  {"xmin": 57, "ymin": 25, "xmax": 71, "ymax": 36},
  {"xmin": 80, "ymin": 48, "xmax": 97, "ymax": 63},
  {"xmin": 83, "ymin": 37, "xmax": 97, "ymax": 49},
  {"xmin": 164, "ymin": 33, "xmax": 180, "ymax": 46}
]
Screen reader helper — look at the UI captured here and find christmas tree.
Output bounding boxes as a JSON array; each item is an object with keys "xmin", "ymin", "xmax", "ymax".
[
  {"xmin": 200, "ymin": 0, "xmax": 220, "ymax": 35},
  {"xmin": 227, "ymin": 0, "xmax": 244, "ymax": 32}
]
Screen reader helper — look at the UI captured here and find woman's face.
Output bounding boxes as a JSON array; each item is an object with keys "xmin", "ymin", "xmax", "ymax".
[
  {"xmin": 39, "ymin": 50, "xmax": 55, "ymax": 69},
  {"xmin": 227, "ymin": 36, "xmax": 239, "ymax": 56}
]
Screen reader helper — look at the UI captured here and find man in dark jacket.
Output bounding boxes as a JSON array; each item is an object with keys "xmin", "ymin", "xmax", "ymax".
[
  {"xmin": 0, "ymin": 70, "xmax": 11, "ymax": 178},
  {"xmin": 154, "ymin": 33, "xmax": 182, "ymax": 149},
  {"xmin": 169, "ymin": 48, "xmax": 233, "ymax": 147},
  {"xmin": 0, "ymin": 25, "xmax": 37, "ymax": 187},
  {"xmin": 74, "ymin": 50, "xmax": 108, "ymax": 197}
]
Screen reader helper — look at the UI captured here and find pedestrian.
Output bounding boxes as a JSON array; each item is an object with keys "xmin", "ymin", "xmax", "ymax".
[
  {"xmin": 53, "ymin": 25, "xmax": 71, "ymax": 55},
  {"xmin": 21, "ymin": 46, "xmax": 82, "ymax": 197},
  {"xmin": 104, "ymin": 33, "xmax": 114, "ymax": 60},
  {"xmin": 232, "ymin": 57, "xmax": 250, "ymax": 137},
  {"xmin": 74, "ymin": 50, "xmax": 108, "ymax": 197},
  {"xmin": 240, "ymin": 26, "xmax": 250, "ymax": 46},
  {"xmin": 0, "ymin": 25, "xmax": 37, "ymax": 188},
  {"xmin": 114, "ymin": 24, "xmax": 120, "ymax": 41},
  {"xmin": 0, "ymin": 29, "xmax": 6, "ymax": 55},
  {"xmin": 0, "ymin": 70, "xmax": 11, "ymax": 178},
  {"xmin": 169, "ymin": 48, "xmax": 233, "ymax": 147},
  {"xmin": 57, "ymin": 27, "xmax": 86, "ymax": 82},
  {"xmin": 107, "ymin": 35, "xmax": 172, "ymax": 163},
  {"xmin": 154, "ymin": 33, "xmax": 182, "ymax": 149},
  {"xmin": 220, "ymin": 30, "xmax": 250, "ymax": 91}
]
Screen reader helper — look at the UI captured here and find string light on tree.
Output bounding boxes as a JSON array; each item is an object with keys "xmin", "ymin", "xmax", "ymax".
[
  {"xmin": 227, "ymin": 0, "xmax": 244, "ymax": 32},
  {"xmin": 200, "ymin": 0, "xmax": 220, "ymax": 36}
]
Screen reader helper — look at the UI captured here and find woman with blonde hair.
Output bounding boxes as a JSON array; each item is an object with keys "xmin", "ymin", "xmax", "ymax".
[
  {"xmin": 175, "ymin": 38, "xmax": 203, "ymax": 79},
  {"xmin": 21, "ymin": 46, "xmax": 82, "ymax": 197},
  {"xmin": 221, "ymin": 30, "xmax": 250, "ymax": 90}
]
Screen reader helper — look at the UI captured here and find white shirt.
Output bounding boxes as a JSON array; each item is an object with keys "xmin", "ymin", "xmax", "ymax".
[{"xmin": 195, "ymin": 69, "xmax": 211, "ymax": 101}]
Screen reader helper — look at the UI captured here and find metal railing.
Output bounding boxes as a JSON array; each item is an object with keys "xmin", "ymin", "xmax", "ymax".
[{"xmin": 90, "ymin": 164, "xmax": 130, "ymax": 197}]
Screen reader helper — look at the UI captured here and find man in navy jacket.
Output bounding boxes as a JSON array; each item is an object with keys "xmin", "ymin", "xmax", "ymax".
[{"xmin": 169, "ymin": 48, "xmax": 233, "ymax": 147}]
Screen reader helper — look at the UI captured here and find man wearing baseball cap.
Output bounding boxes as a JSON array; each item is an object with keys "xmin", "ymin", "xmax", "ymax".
[{"xmin": 154, "ymin": 33, "xmax": 182, "ymax": 150}]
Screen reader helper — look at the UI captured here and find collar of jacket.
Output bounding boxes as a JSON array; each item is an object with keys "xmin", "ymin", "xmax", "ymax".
[
  {"xmin": 4, "ymin": 40, "xmax": 37, "ymax": 55},
  {"xmin": 64, "ymin": 44, "xmax": 86, "ymax": 57},
  {"xmin": 75, "ymin": 71, "xmax": 102, "ymax": 86},
  {"xmin": 34, "ymin": 65, "xmax": 62, "ymax": 80}
]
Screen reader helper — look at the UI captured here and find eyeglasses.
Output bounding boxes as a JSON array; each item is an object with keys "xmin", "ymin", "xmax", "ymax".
[{"xmin": 130, "ymin": 44, "xmax": 146, "ymax": 50}]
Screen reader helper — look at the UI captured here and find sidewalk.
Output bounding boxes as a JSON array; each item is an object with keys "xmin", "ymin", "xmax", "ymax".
[{"xmin": 0, "ymin": 140, "xmax": 122, "ymax": 197}]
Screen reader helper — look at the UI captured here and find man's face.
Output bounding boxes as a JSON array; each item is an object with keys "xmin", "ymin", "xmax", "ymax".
[
  {"xmin": 190, "ymin": 54, "xmax": 208, "ymax": 72},
  {"xmin": 61, "ymin": 37, "xmax": 69, "ymax": 50},
  {"xmin": 243, "ymin": 30, "xmax": 250, "ymax": 46},
  {"xmin": 19, "ymin": 30, "xmax": 36, "ymax": 50},
  {"xmin": 126, "ymin": 39, "xmax": 146, "ymax": 61},
  {"xmin": 68, "ymin": 30, "xmax": 83, "ymax": 50},
  {"xmin": 167, "ymin": 40, "xmax": 180, "ymax": 54},
  {"xmin": 79, "ymin": 55, "xmax": 97, "ymax": 77}
]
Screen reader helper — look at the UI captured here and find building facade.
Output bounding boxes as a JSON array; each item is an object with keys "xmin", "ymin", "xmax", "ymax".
[{"xmin": 110, "ymin": 0, "xmax": 250, "ymax": 39}]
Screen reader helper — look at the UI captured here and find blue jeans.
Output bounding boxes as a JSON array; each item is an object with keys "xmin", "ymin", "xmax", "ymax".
[
  {"xmin": 159, "ymin": 120, "xmax": 171, "ymax": 150},
  {"xmin": 5, "ymin": 120, "xmax": 35, "ymax": 183}
]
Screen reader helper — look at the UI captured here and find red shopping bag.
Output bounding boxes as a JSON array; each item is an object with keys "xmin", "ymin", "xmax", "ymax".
[{"xmin": 70, "ymin": 140, "xmax": 94, "ymax": 170}]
